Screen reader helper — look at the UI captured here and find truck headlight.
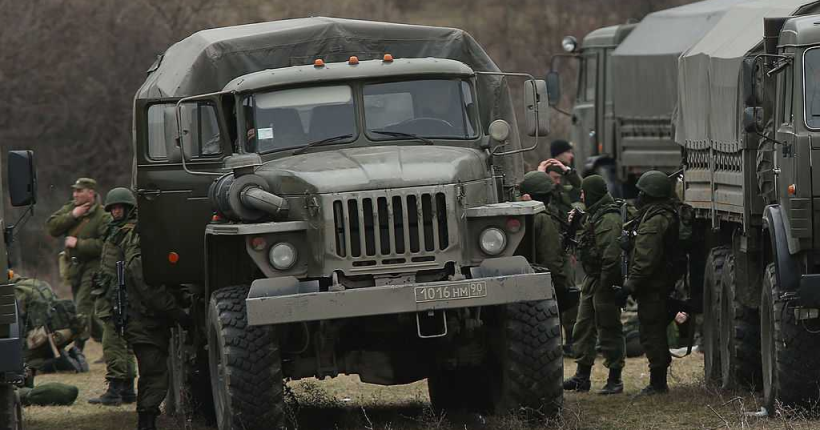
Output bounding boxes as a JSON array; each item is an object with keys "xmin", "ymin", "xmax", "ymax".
[
  {"xmin": 479, "ymin": 228, "xmax": 507, "ymax": 256},
  {"xmin": 269, "ymin": 242, "xmax": 297, "ymax": 270}
]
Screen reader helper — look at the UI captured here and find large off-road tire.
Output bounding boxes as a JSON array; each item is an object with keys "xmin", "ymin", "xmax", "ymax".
[
  {"xmin": 761, "ymin": 263, "xmax": 820, "ymax": 411},
  {"xmin": 167, "ymin": 325, "xmax": 215, "ymax": 423},
  {"xmin": 208, "ymin": 286, "xmax": 284, "ymax": 430},
  {"xmin": 0, "ymin": 385, "xmax": 22, "ymax": 430},
  {"xmin": 703, "ymin": 246, "xmax": 729, "ymax": 384},
  {"xmin": 719, "ymin": 254, "xmax": 762, "ymax": 390}
]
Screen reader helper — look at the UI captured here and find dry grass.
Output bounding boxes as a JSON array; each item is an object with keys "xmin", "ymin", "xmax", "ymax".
[{"xmin": 22, "ymin": 343, "xmax": 819, "ymax": 430}]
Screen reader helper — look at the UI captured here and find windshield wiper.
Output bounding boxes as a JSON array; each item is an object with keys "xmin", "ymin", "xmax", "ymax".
[
  {"xmin": 370, "ymin": 130, "xmax": 434, "ymax": 145},
  {"xmin": 292, "ymin": 134, "xmax": 353, "ymax": 155}
]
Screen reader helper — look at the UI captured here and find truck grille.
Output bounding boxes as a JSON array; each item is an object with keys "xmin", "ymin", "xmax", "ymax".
[{"xmin": 332, "ymin": 192, "xmax": 450, "ymax": 262}]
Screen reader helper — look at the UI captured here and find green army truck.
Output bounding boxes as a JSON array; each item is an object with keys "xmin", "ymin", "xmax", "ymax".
[
  {"xmin": 133, "ymin": 18, "xmax": 562, "ymax": 429},
  {"xmin": 0, "ymin": 150, "xmax": 38, "ymax": 430}
]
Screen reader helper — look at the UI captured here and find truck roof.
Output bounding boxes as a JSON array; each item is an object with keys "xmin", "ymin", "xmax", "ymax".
[
  {"xmin": 223, "ymin": 58, "xmax": 474, "ymax": 93},
  {"xmin": 676, "ymin": 0, "xmax": 820, "ymax": 147},
  {"xmin": 581, "ymin": 24, "xmax": 634, "ymax": 49},
  {"xmin": 611, "ymin": 0, "xmax": 744, "ymax": 119}
]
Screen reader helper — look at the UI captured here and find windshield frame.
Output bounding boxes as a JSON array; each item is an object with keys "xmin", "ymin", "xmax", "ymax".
[
  {"xmin": 802, "ymin": 46, "xmax": 820, "ymax": 130},
  {"xmin": 241, "ymin": 83, "xmax": 360, "ymax": 155},
  {"xmin": 362, "ymin": 77, "xmax": 481, "ymax": 142}
]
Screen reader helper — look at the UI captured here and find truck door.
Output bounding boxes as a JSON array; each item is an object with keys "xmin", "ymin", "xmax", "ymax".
[
  {"xmin": 134, "ymin": 100, "xmax": 227, "ymax": 285},
  {"xmin": 571, "ymin": 50, "xmax": 600, "ymax": 166}
]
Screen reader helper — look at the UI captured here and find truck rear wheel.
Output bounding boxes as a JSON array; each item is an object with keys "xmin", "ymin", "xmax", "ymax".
[
  {"xmin": 703, "ymin": 246, "xmax": 729, "ymax": 384},
  {"xmin": 207, "ymin": 286, "xmax": 284, "ymax": 430},
  {"xmin": 761, "ymin": 263, "xmax": 820, "ymax": 411},
  {"xmin": 489, "ymin": 300, "xmax": 563, "ymax": 417},
  {"xmin": 719, "ymin": 254, "xmax": 761, "ymax": 390},
  {"xmin": 0, "ymin": 385, "xmax": 22, "ymax": 430}
]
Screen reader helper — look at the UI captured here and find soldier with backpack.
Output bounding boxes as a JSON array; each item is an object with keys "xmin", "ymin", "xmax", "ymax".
[
  {"xmin": 563, "ymin": 175, "xmax": 627, "ymax": 394},
  {"xmin": 616, "ymin": 170, "xmax": 681, "ymax": 395}
]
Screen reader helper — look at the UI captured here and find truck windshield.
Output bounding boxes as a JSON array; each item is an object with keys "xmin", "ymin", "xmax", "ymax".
[
  {"xmin": 363, "ymin": 79, "xmax": 478, "ymax": 140},
  {"xmin": 805, "ymin": 48, "xmax": 820, "ymax": 129},
  {"xmin": 248, "ymin": 85, "xmax": 356, "ymax": 153}
]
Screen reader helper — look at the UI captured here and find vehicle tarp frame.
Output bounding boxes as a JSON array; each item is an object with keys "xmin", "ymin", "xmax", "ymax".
[
  {"xmin": 611, "ymin": 0, "xmax": 743, "ymax": 120},
  {"xmin": 133, "ymin": 17, "xmax": 525, "ymax": 183}
]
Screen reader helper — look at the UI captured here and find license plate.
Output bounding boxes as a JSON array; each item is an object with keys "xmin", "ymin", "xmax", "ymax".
[{"xmin": 414, "ymin": 281, "xmax": 488, "ymax": 303}]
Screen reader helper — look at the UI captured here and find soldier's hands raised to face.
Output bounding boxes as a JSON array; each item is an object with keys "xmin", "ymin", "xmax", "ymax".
[{"xmin": 72, "ymin": 202, "xmax": 92, "ymax": 218}]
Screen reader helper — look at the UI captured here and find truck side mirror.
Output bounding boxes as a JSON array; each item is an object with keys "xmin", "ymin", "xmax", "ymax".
[
  {"xmin": 176, "ymin": 101, "xmax": 221, "ymax": 162},
  {"xmin": 524, "ymin": 79, "xmax": 550, "ymax": 137},
  {"xmin": 546, "ymin": 72, "xmax": 561, "ymax": 107},
  {"xmin": 743, "ymin": 106, "xmax": 763, "ymax": 133},
  {"xmin": 8, "ymin": 150, "xmax": 36, "ymax": 207}
]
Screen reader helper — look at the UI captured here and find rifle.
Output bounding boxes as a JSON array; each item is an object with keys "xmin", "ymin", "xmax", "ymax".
[
  {"xmin": 619, "ymin": 203, "xmax": 633, "ymax": 286},
  {"xmin": 113, "ymin": 261, "xmax": 129, "ymax": 337},
  {"xmin": 563, "ymin": 208, "xmax": 586, "ymax": 251}
]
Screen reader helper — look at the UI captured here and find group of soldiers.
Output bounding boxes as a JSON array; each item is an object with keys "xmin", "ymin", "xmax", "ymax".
[
  {"xmin": 521, "ymin": 140, "xmax": 683, "ymax": 396},
  {"xmin": 44, "ymin": 178, "xmax": 190, "ymax": 430}
]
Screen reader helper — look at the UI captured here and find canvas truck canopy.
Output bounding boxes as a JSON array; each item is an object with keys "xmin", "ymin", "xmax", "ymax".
[
  {"xmin": 675, "ymin": 0, "xmax": 820, "ymax": 147},
  {"xmin": 133, "ymin": 17, "xmax": 526, "ymax": 182},
  {"xmin": 611, "ymin": 0, "xmax": 743, "ymax": 119}
]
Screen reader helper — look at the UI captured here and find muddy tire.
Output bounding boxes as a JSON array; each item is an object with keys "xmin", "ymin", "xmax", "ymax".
[
  {"xmin": 167, "ymin": 326, "xmax": 215, "ymax": 423},
  {"xmin": 0, "ymin": 385, "xmax": 22, "ymax": 430},
  {"xmin": 719, "ymin": 254, "xmax": 762, "ymax": 390},
  {"xmin": 491, "ymin": 300, "xmax": 563, "ymax": 418},
  {"xmin": 703, "ymin": 246, "xmax": 729, "ymax": 384},
  {"xmin": 761, "ymin": 263, "xmax": 820, "ymax": 411},
  {"xmin": 208, "ymin": 286, "xmax": 284, "ymax": 430}
]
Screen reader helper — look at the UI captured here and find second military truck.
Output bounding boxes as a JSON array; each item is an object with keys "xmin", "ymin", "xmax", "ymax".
[{"xmin": 133, "ymin": 18, "xmax": 562, "ymax": 429}]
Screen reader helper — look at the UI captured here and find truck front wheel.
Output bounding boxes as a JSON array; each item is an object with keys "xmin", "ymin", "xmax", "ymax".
[
  {"xmin": 207, "ymin": 285, "xmax": 284, "ymax": 430},
  {"xmin": 760, "ymin": 263, "xmax": 820, "ymax": 412},
  {"xmin": 718, "ymin": 254, "xmax": 761, "ymax": 390}
]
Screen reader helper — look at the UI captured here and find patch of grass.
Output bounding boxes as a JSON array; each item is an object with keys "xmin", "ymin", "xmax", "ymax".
[{"xmin": 22, "ymin": 345, "xmax": 820, "ymax": 430}]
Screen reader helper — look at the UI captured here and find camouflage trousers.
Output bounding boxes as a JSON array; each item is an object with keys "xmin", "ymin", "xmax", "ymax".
[
  {"xmin": 127, "ymin": 320, "xmax": 171, "ymax": 414},
  {"xmin": 100, "ymin": 318, "xmax": 136, "ymax": 380},
  {"xmin": 572, "ymin": 284, "xmax": 625, "ymax": 369},
  {"xmin": 637, "ymin": 293, "xmax": 672, "ymax": 370},
  {"xmin": 72, "ymin": 268, "xmax": 103, "ymax": 342}
]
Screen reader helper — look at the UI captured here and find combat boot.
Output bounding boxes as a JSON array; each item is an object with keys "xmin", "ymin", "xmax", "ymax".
[
  {"xmin": 597, "ymin": 367, "xmax": 623, "ymax": 395},
  {"xmin": 562, "ymin": 364, "xmax": 592, "ymax": 392},
  {"xmin": 638, "ymin": 367, "xmax": 668, "ymax": 396},
  {"xmin": 137, "ymin": 412, "xmax": 157, "ymax": 430},
  {"xmin": 88, "ymin": 379, "xmax": 123, "ymax": 406},
  {"xmin": 120, "ymin": 379, "xmax": 136, "ymax": 404}
]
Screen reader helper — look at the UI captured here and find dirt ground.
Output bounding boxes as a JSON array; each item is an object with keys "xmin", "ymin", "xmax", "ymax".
[{"xmin": 22, "ymin": 342, "xmax": 816, "ymax": 430}]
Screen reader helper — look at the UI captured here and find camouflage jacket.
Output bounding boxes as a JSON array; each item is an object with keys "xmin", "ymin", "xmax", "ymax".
[
  {"xmin": 627, "ymin": 201, "xmax": 679, "ymax": 296},
  {"xmin": 46, "ymin": 201, "xmax": 111, "ymax": 272},
  {"xmin": 93, "ymin": 215, "xmax": 137, "ymax": 319},
  {"xmin": 576, "ymin": 194, "xmax": 622, "ymax": 293},
  {"xmin": 533, "ymin": 207, "xmax": 568, "ymax": 293}
]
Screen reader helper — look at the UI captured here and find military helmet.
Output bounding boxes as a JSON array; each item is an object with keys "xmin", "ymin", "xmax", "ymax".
[
  {"xmin": 520, "ymin": 171, "xmax": 554, "ymax": 196},
  {"xmin": 636, "ymin": 170, "xmax": 672, "ymax": 198},
  {"xmin": 104, "ymin": 187, "xmax": 136, "ymax": 212}
]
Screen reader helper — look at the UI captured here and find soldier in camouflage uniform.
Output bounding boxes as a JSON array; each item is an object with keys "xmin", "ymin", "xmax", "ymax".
[
  {"xmin": 519, "ymin": 171, "xmax": 569, "ymax": 314},
  {"xmin": 118, "ymin": 189, "xmax": 191, "ymax": 430},
  {"xmin": 46, "ymin": 178, "xmax": 111, "ymax": 349},
  {"xmin": 617, "ymin": 170, "xmax": 680, "ymax": 395},
  {"xmin": 563, "ymin": 175, "xmax": 626, "ymax": 394},
  {"xmin": 88, "ymin": 188, "xmax": 138, "ymax": 406}
]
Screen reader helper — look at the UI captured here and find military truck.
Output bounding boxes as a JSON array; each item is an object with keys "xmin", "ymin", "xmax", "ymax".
[
  {"xmin": 133, "ymin": 18, "xmax": 562, "ymax": 429},
  {"xmin": 0, "ymin": 150, "xmax": 38, "ymax": 430},
  {"xmin": 554, "ymin": 0, "xmax": 820, "ymax": 412}
]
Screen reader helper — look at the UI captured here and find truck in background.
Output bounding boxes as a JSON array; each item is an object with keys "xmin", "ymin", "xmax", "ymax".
[
  {"xmin": 0, "ymin": 150, "xmax": 38, "ymax": 430},
  {"xmin": 133, "ymin": 18, "xmax": 562, "ymax": 430}
]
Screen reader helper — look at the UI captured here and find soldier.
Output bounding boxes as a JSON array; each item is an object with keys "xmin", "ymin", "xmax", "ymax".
[
  {"xmin": 519, "ymin": 171, "xmax": 569, "ymax": 319},
  {"xmin": 562, "ymin": 175, "xmax": 626, "ymax": 394},
  {"xmin": 46, "ymin": 177, "xmax": 110, "ymax": 350},
  {"xmin": 118, "ymin": 189, "xmax": 191, "ymax": 430},
  {"xmin": 617, "ymin": 170, "xmax": 680, "ymax": 395},
  {"xmin": 547, "ymin": 139, "xmax": 583, "ymax": 203},
  {"xmin": 87, "ymin": 188, "xmax": 137, "ymax": 406}
]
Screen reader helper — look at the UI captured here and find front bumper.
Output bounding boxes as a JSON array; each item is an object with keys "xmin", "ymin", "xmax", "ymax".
[{"xmin": 246, "ymin": 272, "xmax": 553, "ymax": 326}]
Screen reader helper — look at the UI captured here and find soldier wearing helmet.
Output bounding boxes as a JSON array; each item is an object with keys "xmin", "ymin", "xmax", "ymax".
[
  {"xmin": 88, "ymin": 187, "xmax": 137, "ymax": 406},
  {"xmin": 46, "ymin": 177, "xmax": 110, "ymax": 350},
  {"xmin": 519, "ymin": 171, "xmax": 569, "ymax": 323},
  {"xmin": 617, "ymin": 170, "xmax": 679, "ymax": 395}
]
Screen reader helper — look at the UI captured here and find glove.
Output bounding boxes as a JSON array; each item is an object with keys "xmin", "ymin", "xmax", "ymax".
[
  {"xmin": 170, "ymin": 308, "xmax": 193, "ymax": 329},
  {"xmin": 613, "ymin": 287, "xmax": 630, "ymax": 308}
]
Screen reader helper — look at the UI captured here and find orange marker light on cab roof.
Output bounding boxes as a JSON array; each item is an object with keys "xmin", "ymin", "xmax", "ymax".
[
  {"xmin": 788, "ymin": 184, "xmax": 797, "ymax": 196},
  {"xmin": 314, "ymin": 59, "xmax": 325, "ymax": 68},
  {"xmin": 168, "ymin": 252, "xmax": 180, "ymax": 265},
  {"xmin": 7, "ymin": 270, "xmax": 13, "ymax": 280},
  {"xmin": 348, "ymin": 56, "xmax": 359, "ymax": 65},
  {"xmin": 383, "ymin": 54, "xmax": 394, "ymax": 62}
]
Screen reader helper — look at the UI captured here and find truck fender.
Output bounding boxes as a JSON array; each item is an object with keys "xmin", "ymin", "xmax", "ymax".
[
  {"xmin": 248, "ymin": 277, "xmax": 320, "ymax": 299},
  {"xmin": 763, "ymin": 204, "xmax": 800, "ymax": 292},
  {"xmin": 469, "ymin": 256, "xmax": 535, "ymax": 278},
  {"xmin": 0, "ymin": 302, "xmax": 24, "ymax": 374}
]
